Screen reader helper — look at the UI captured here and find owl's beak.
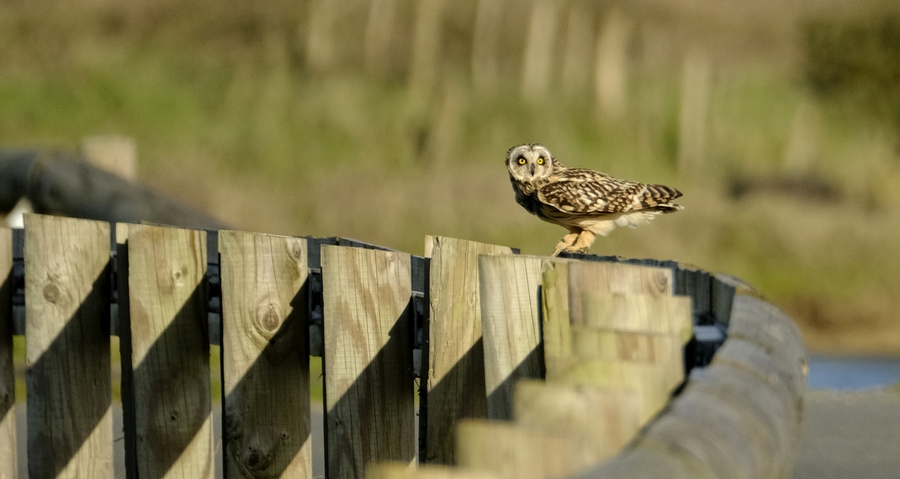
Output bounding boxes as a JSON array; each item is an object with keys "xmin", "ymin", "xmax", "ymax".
[{"xmin": 529, "ymin": 164, "xmax": 535, "ymax": 175}]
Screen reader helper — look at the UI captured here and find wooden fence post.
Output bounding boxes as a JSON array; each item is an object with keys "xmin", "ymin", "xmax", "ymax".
[
  {"xmin": 0, "ymin": 226, "xmax": 14, "ymax": 479},
  {"xmin": 477, "ymin": 255, "xmax": 544, "ymax": 421},
  {"xmin": 471, "ymin": 0, "xmax": 505, "ymax": 93},
  {"xmin": 457, "ymin": 420, "xmax": 582, "ymax": 479},
  {"xmin": 80, "ymin": 135, "xmax": 138, "ymax": 181},
  {"xmin": 409, "ymin": 0, "xmax": 447, "ymax": 95},
  {"xmin": 118, "ymin": 223, "xmax": 214, "ymax": 478},
  {"xmin": 424, "ymin": 236, "xmax": 513, "ymax": 464},
  {"xmin": 364, "ymin": 0, "xmax": 399, "ymax": 76},
  {"xmin": 521, "ymin": 0, "xmax": 559, "ymax": 101},
  {"xmin": 24, "ymin": 214, "xmax": 113, "ymax": 478},
  {"xmin": 322, "ymin": 245, "xmax": 416, "ymax": 478},
  {"xmin": 513, "ymin": 380, "xmax": 641, "ymax": 468},
  {"xmin": 369, "ymin": 463, "xmax": 498, "ymax": 479},
  {"xmin": 219, "ymin": 231, "xmax": 312, "ymax": 478}
]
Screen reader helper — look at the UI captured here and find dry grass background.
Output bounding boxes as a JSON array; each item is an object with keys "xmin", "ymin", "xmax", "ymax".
[{"xmin": 3, "ymin": 0, "xmax": 900, "ymax": 354}]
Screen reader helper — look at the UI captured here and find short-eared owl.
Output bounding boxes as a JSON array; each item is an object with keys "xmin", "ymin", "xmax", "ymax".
[{"xmin": 506, "ymin": 144, "xmax": 683, "ymax": 256}]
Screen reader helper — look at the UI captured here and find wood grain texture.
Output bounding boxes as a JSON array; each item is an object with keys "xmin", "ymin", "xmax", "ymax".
[
  {"xmin": 568, "ymin": 279, "xmax": 807, "ymax": 479},
  {"xmin": 424, "ymin": 236, "xmax": 513, "ymax": 464},
  {"xmin": 0, "ymin": 227, "xmax": 15, "ymax": 479},
  {"xmin": 539, "ymin": 260, "xmax": 572, "ymax": 365},
  {"xmin": 24, "ymin": 214, "xmax": 112, "ymax": 478},
  {"xmin": 122, "ymin": 223, "xmax": 213, "ymax": 479},
  {"xmin": 457, "ymin": 420, "xmax": 581, "ymax": 479},
  {"xmin": 368, "ymin": 463, "xmax": 497, "ymax": 479},
  {"xmin": 566, "ymin": 261, "xmax": 672, "ymax": 326},
  {"xmin": 514, "ymin": 380, "xmax": 641, "ymax": 466},
  {"xmin": 569, "ymin": 329, "xmax": 684, "ymax": 367},
  {"xmin": 219, "ymin": 231, "xmax": 311, "ymax": 478},
  {"xmin": 576, "ymin": 292, "xmax": 691, "ymax": 342},
  {"xmin": 322, "ymin": 245, "xmax": 415, "ymax": 479},
  {"xmin": 549, "ymin": 360, "xmax": 678, "ymax": 423},
  {"xmin": 477, "ymin": 255, "xmax": 544, "ymax": 421}
]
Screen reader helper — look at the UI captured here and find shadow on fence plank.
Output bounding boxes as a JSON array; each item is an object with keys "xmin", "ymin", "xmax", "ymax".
[
  {"xmin": 25, "ymin": 215, "xmax": 113, "ymax": 478},
  {"xmin": 118, "ymin": 224, "xmax": 214, "ymax": 479},
  {"xmin": 26, "ymin": 272, "xmax": 113, "ymax": 477},
  {"xmin": 219, "ymin": 231, "xmax": 312, "ymax": 478},
  {"xmin": 326, "ymin": 312, "xmax": 416, "ymax": 478}
]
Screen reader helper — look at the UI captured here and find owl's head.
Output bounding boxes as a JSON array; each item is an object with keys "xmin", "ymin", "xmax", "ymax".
[{"xmin": 506, "ymin": 144, "xmax": 555, "ymax": 182}]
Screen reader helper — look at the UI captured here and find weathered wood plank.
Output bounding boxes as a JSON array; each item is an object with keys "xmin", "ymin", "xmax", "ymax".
[
  {"xmin": 368, "ymin": 463, "xmax": 497, "ymax": 479},
  {"xmin": 514, "ymin": 380, "xmax": 642, "ymax": 466},
  {"xmin": 219, "ymin": 231, "xmax": 311, "ymax": 478},
  {"xmin": 566, "ymin": 261, "xmax": 673, "ymax": 327},
  {"xmin": 567, "ymin": 277, "xmax": 807, "ymax": 479},
  {"xmin": 576, "ymin": 292, "xmax": 692, "ymax": 341},
  {"xmin": 539, "ymin": 260, "xmax": 572, "ymax": 364},
  {"xmin": 24, "ymin": 214, "xmax": 112, "ymax": 478},
  {"xmin": 457, "ymin": 420, "xmax": 581, "ymax": 479},
  {"xmin": 424, "ymin": 236, "xmax": 513, "ymax": 464},
  {"xmin": 550, "ymin": 360, "xmax": 678, "ymax": 422},
  {"xmin": 0, "ymin": 227, "xmax": 15, "ymax": 479},
  {"xmin": 570, "ymin": 329, "xmax": 684, "ymax": 367},
  {"xmin": 120, "ymin": 223, "xmax": 213, "ymax": 478},
  {"xmin": 322, "ymin": 245, "xmax": 415, "ymax": 479},
  {"xmin": 477, "ymin": 255, "xmax": 544, "ymax": 420}
]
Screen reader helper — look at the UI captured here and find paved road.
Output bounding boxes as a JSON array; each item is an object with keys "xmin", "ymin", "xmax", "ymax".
[
  {"xmin": 793, "ymin": 389, "xmax": 900, "ymax": 479},
  {"xmin": 14, "ymin": 389, "xmax": 900, "ymax": 478}
]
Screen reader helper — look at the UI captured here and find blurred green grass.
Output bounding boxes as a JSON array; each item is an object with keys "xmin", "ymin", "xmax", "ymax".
[{"xmin": 4, "ymin": 0, "xmax": 900, "ymax": 359}]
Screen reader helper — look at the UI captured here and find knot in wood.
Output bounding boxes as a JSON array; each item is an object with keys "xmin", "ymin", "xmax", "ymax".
[
  {"xmin": 171, "ymin": 268, "xmax": 185, "ymax": 285},
  {"xmin": 244, "ymin": 447, "xmax": 271, "ymax": 471},
  {"xmin": 42, "ymin": 283, "xmax": 61, "ymax": 303},
  {"xmin": 258, "ymin": 306, "xmax": 282, "ymax": 336},
  {"xmin": 289, "ymin": 239, "xmax": 304, "ymax": 260}
]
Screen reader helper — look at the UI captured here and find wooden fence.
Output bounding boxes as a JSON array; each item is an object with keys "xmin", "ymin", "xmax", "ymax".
[{"xmin": 0, "ymin": 214, "xmax": 806, "ymax": 479}]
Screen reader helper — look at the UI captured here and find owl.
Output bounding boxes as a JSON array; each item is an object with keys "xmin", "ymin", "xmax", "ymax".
[{"xmin": 506, "ymin": 144, "xmax": 683, "ymax": 256}]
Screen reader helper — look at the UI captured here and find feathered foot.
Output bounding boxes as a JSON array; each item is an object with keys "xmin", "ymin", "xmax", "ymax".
[
  {"xmin": 551, "ymin": 231, "xmax": 580, "ymax": 257},
  {"xmin": 561, "ymin": 230, "xmax": 596, "ymax": 255}
]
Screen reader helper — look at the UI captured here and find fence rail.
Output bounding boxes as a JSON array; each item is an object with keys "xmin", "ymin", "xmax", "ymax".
[{"xmin": 0, "ymin": 214, "xmax": 806, "ymax": 479}]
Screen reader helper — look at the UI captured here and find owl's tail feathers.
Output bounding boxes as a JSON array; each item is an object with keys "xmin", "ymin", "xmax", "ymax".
[{"xmin": 640, "ymin": 183, "xmax": 683, "ymax": 211}]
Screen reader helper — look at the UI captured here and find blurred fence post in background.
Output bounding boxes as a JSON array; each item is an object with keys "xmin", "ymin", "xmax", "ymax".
[
  {"xmin": 561, "ymin": 1, "xmax": 595, "ymax": 99},
  {"xmin": 365, "ymin": 0, "xmax": 399, "ymax": 77},
  {"xmin": 306, "ymin": 0, "xmax": 338, "ymax": 73},
  {"xmin": 595, "ymin": 9, "xmax": 632, "ymax": 120},
  {"xmin": 784, "ymin": 101, "xmax": 821, "ymax": 174},
  {"xmin": 472, "ymin": 0, "xmax": 505, "ymax": 94},
  {"xmin": 678, "ymin": 49, "xmax": 712, "ymax": 175},
  {"xmin": 410, "ymin": 0, "xmax": 447, "ymax": 96},
  {"xmin": 80, "ymin": 135, "xmax": 138, "ymax": 181},
  {"xmin": 521, "ymin": 0, "xmax": 559, "ymax": 101}
]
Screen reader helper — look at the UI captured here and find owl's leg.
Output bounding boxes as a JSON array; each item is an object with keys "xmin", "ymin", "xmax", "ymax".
[
  {"xmin": 565, "ymin": 230, "xmax": 597, "ymax": 254},
  {"xmin": 552, "ymin": 230, "xmax": 581, "ymax": 257}
]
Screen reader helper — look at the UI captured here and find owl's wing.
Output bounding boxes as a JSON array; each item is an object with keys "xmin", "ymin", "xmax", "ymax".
[{"xmin": 537, "ymin": 169, "xmax": 682, "ymax": 215}]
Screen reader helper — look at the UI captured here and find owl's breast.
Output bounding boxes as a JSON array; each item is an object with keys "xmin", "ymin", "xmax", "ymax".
[{"xmin": 510, "ymin": 178, "xmax": 544, "ymax": 216}]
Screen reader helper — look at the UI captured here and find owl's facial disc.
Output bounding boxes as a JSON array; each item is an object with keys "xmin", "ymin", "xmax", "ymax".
[{"xmin": 507, "ymin": 144, "xmax": 553, "ymax": 181}]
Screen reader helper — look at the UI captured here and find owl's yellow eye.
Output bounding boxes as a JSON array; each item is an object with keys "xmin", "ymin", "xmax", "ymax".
[
  {"xmin": 537, "ymin": 157, "xmax": 545, "ymax": 165},
  {"xmin": 518, "ymin": 157, "xmax": 526, "ymax": 165}
]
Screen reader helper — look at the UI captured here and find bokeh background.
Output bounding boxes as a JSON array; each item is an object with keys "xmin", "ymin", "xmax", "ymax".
[{"xmin": 3, "ymin": 0, "xmax": 900, "ymax": 355}]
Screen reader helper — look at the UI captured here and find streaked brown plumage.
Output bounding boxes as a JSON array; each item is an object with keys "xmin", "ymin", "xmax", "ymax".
[{"xmin": 506, "ymin": 143, "xmax": 683, "ymax": 256}]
